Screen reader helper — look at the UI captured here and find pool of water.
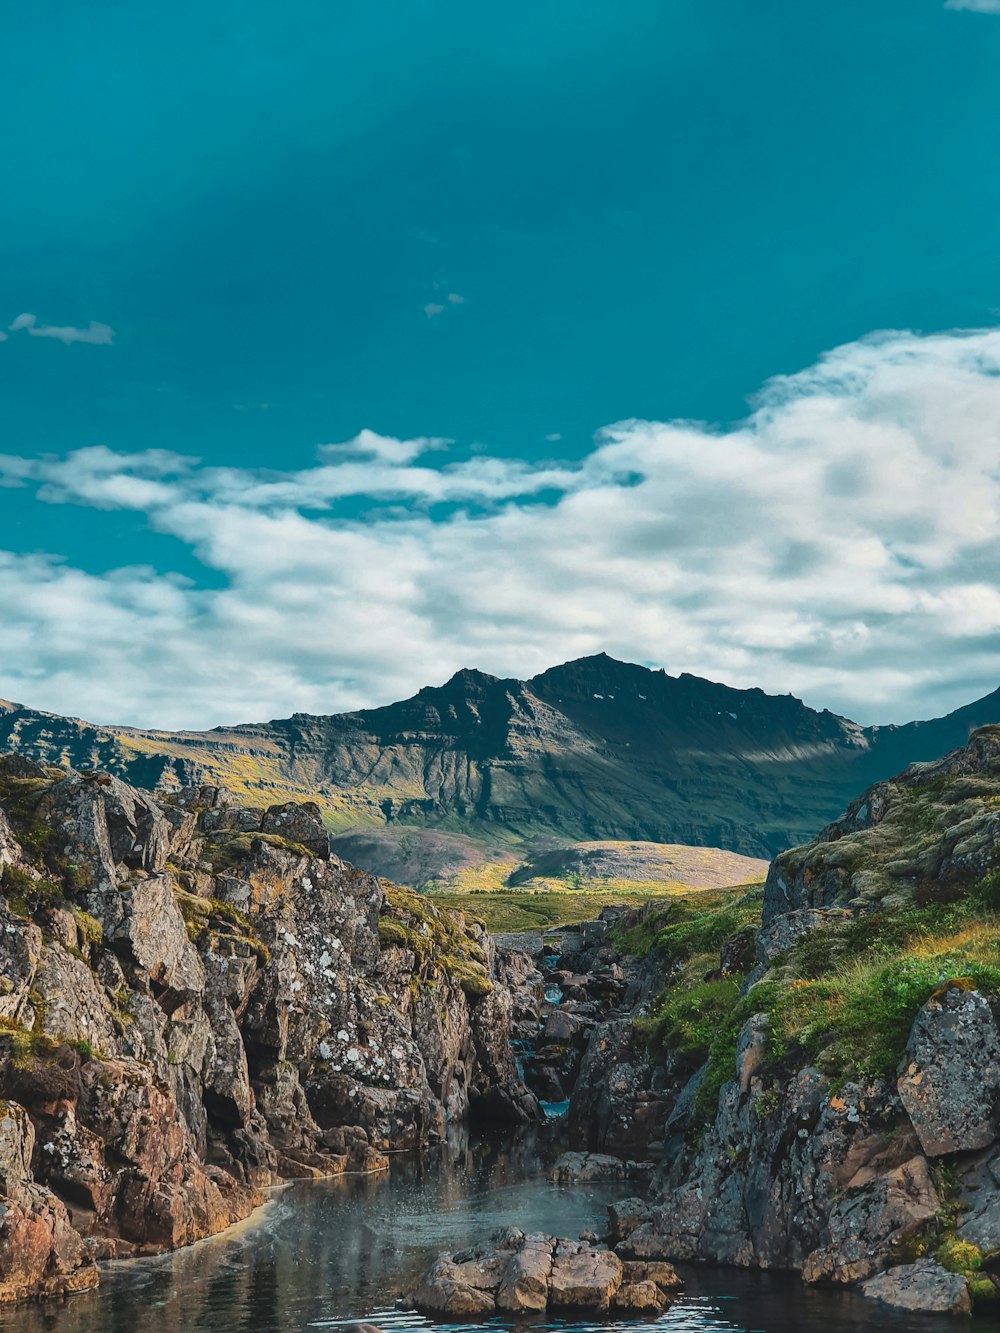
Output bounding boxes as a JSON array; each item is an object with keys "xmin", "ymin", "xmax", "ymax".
[{"xmin": 4, "ymin": 1128, "xmax": 990, "ymax": 1333}]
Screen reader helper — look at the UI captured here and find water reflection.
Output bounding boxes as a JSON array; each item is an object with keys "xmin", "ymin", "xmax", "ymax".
[{"xmin": 4, "ymin": 1127, "xmax": 992, "ymax": 1333}]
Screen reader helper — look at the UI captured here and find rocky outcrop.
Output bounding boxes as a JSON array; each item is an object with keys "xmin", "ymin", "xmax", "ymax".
[
  {"xmin": 412, "ymin": 1229, "xmax": 681, "ymax": 1318},
  {"xmin": 582, "ymin": 728, "xmax": 1000, "ymax": 1317},
  {"xmin": 0, "ymin": 757, "xmax": 539, "ymax": 1302}
]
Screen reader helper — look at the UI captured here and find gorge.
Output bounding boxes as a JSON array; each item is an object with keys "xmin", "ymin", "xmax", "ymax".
[{"xmin": 6, "ymin": 723, "xmax": 1000, "ymax": 1323}]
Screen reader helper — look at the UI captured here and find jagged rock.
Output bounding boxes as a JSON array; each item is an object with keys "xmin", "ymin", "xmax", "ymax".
[
  {"xmin": 861, "ymin": 1259, "xmax": 971, "ymax": 1315},
  {"xmin": 0, "ymin": 1180, "xmax": 98, "ymax": 1303},
  {"xmin": 568, "ymin": 1016, "xmax": 669, "ymax": 1154},
  {"xmin": 259, "ymin": 801, "xmax": 330, "ymax": 858},
  {"xmin": 471, "ymin": 1081, "xmax": 544, "ymax": 1124},
  {"xmin": 898, "ymin": 986, "xmax": 1000, "ymax": 1157},
  {"xmin": 608, "ymin": 1197, "xmax": 653, "ymax": 1245},
  {"xmin": 0, "ymin": 1100, "xmax": 35, "ymax": 1193},
  {"xmin": 0, "ymin": 907, "xmax": 42, "ymax": 1025},
  {"xmin": 801, "ymin": 1155, "xmax": 940, "ymax": 1283},
  {"xmin": 107, "ymin": 874, "xmax": 206, "ymax": 1002}
]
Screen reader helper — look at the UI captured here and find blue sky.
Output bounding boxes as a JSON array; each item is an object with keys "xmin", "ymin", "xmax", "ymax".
[{"xmin": 3, "ymin": 1, "xmax": 1000, "ymax": 727}]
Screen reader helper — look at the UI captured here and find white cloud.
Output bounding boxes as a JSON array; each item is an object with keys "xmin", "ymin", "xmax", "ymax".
[
  {"xmin": 423, "ymin": 303, "xmax": 444, "ymax": 318},
  {"xmin": 7, "ymin": 313, "xmax": 114, "ymax": 345},
  {"xmin": 945, "ymin": 0, "xmax": 1000, "ymax": 10},
  {"xmin": 447, "ymin": 292, "xmax": 465, "ymax": 305},
  {"xmin": 5, "ymin": 326, "xmax": 1000, "ymax": 729}
]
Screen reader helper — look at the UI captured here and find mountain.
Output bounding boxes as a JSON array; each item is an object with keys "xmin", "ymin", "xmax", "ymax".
[{"xmin": 2, "ymin": 653, "xmax": 1000, "ymax": 859}]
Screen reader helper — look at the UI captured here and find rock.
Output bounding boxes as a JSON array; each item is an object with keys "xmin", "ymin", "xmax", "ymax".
[
  {"xmin": 0, "ymin": 1179, "xmax": 98, "ymax": 1303},
  {"xmin": 608, "ymin": 1198, "xmax": 653, "ymax": 1245},
  {"xmin": 470, "ymin": 1082, "xmax": 544, "ymax": 1124},
  {"xmin": 613, "ymin": 1280, "xmax": 665, "ymax": 1313},
  {"xmin": 108, "ymin": 874, "xmax": 206, "ymax": 1004},
  {"xmin": 259, "ymin": 802, "xmax": 330, "ymax": 858},
  {"xmin": 568, "ymin": 1016, "xmax": 670, "ymax": 1154},
  {"xmin": 413, "ymin": 1234, "xmax": 670, "ymax": 1319},
  {"xmin": 861, "ymin": 1259, "xmax": 971, "ymax": 1315},
  {"xmin": 412, "ymin": 1256, "xmax": 499, "ymax": 1317},
  {"xmin": 898, "ymin": 986, "xmax": 1000, "ymax": 1156},
  {"xmin": 0, "ymin": 761, "xmax": 547, "ymax": 1302},
  {"xmin": 622, "ymin": 1259, "xmax": 682, "ymax": 1292},
  {"xmin": 548, "ymin": 1151, "xmax": 653, "ymax": 1184},
  {"xmin": 548, "ymin": 1241, "xmax": 623, "ymax": 1311},
  {"xmin": 801, "ymin": 1155, "xmax": 940, "ymax": 1283},
  {"xmin": 495, "ymin": 1233, "xmax": 553, "ymax": 1312}
]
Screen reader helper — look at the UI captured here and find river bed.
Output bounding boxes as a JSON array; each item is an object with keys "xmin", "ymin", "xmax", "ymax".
[{"xmin": 2, "ymin": 1126, "xmax": 990, "ymax": 1333}]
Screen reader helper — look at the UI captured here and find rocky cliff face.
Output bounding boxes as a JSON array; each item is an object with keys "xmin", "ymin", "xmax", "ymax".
[
  {"xmin": 6, "ymin": 654, "xmax": 1000, "ymax": 861},
  {"xmin": 0, "ymin": 757, "xmax": 538, "ymax": 1303},
  {"xmin": 566, "ymin": 727, "xmax": 1000, "ymax": 1314}
]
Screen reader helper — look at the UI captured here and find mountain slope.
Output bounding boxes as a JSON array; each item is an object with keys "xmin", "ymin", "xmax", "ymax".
[{"xmin": 2, "ymin": 654, "xmax": 1000, "ymax": 858}]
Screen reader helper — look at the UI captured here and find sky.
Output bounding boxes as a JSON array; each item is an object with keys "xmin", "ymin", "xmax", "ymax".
[{"xmin": 2, "ymin": 0, "xmax": 1000, "ymax": 729}]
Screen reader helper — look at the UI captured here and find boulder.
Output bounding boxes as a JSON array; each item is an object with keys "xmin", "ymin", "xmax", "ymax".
[
  {"xmin": 898, "ymin": 986, "xmax": 1000, "ymax": 1157},
  {"xmin": 259, "ymin": 802, "xmax": 329, "ymax": 858},
  {"xmin": 548, "ymin": 1241, "xmax": 623, "ymax": 1311},
  {"xmin": 495, "ymin": 1233, "xmax": 553, "ymax": 1312},
  {"xmin": 607, "ymin": 1197, "xmax": 653, "ymax": 1245},
  {"xmin": 802, "ymin": 1155, "xmax": 940, "ymax": 1283},
  {"xmin": 861, "ymin": 1259, "xmax": 971, "ymax": 1315},
  {"xmin": 613, "ymin": 1280, "xmax": 664, "ymax": 1313}
]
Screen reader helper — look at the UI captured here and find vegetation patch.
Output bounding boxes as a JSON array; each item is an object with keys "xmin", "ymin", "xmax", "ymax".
[
  {"xmin": 199, "ymin": 831, "xmax": 315, "ymax": 872},
  {"xmin": 379, "ymin": 885, "xmax": 492, "ymax": 996},
  {"xmin": 175, "ymin": 888, "xmax": 271, "ymax": 964},
  {"xmin": 625, "ymin": 863, "xmax": 1000, "ymax": 1134}
]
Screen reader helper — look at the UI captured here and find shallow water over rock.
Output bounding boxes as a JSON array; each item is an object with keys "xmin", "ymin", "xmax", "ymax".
[{"xmin": 2, "ymin": 1128, "xmax": 992, "ymax": 1333}]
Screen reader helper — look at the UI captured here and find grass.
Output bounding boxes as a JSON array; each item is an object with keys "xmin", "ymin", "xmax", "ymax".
[
  {"xmin": 425, "ymin": 885, "xmax": 692, "ymax": 933},
  {"xmin": 624, "ymin": 867, "xmax": 1000, "ymax": 1134},
  {"xmin": 379, "ymin": 885, "xmax": 492, "ymax": 996}
]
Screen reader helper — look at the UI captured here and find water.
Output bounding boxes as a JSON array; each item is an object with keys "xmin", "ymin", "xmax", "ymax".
[{"xmin": 3, "ymin": 1128, "xmax": 991, "ymax": 1333}]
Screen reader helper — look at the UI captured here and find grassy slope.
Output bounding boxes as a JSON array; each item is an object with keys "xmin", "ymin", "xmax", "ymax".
[{"xmin": 622, "ymin": 728, "xmax": 1000, "ymax": 1136}]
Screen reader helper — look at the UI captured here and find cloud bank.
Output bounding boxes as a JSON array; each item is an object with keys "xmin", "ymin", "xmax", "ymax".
[
  {"xmin": 4, "ymin": 326, "xmax": 1000, "ymax": 729},
  {"xmin": 7, "ymin": 313, "xmax": 114, "ymax": 345},
  {"xmin": 945, "ymin": 0, "xmax": 1000, "ymax": 11}
]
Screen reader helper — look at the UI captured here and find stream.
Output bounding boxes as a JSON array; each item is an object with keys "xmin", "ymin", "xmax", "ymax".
[{"xmin": 1, "ymin": 1124, "xmax": 991, "ymax": 1333}]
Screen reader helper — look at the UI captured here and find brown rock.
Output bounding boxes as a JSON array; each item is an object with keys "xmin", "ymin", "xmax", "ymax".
[
  {"xmin": 613, "ymin": 1279, "xmax": 665, "ymax": 1313},
  {"xmin": 548, "ymin": 1242, "xmax": 623, "ymax": 1311}
]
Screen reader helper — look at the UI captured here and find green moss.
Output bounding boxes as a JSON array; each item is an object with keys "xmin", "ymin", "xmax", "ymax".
[
  {"xmin": 72, "ymin": 908, "xmax": 103, "ymax": 947},
  {"xmin": 1, "ymin": 863, "xmax": 64, "ymax": 917},
  {"xmin": 175, "ymin": 888, "xmax": 271, "ymax": 965},
  {"xmin": 968, "ymin": 1275, "xmax": 1000, "ymax": 1307},
  {"xmin": 0, "ymin": 775, "xmax": 54, "ymax": 863},
  {"xmin": 200, "ymin": 832, "xmax": 314, "ymax": 872},
  {"xmin": 379, "ymin": 886, "xmax": 492, "ymax": 996},
  {"xmin": 637, "ymin": 973, "xmax": 742, "ymax": 1065}
]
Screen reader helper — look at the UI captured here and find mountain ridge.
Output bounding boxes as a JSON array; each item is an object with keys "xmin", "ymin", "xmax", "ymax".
[{"xmin": 2, "ymin": 654, "xmax": 1000, "ymax": 859}]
